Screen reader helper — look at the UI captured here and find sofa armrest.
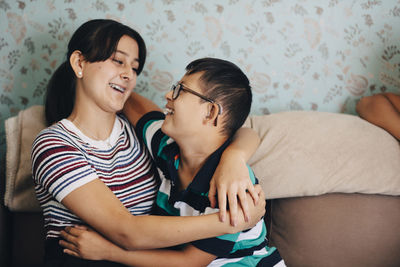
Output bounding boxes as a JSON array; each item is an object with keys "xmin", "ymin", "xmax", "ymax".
[{"xmin": 0, "ymin": 156, "xmax": 12, "ymax": 267}]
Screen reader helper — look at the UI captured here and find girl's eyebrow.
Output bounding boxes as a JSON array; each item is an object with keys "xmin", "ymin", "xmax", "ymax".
[{"xmin": 115, "ymin": 50, "xmax": 139, "ymax": 63}]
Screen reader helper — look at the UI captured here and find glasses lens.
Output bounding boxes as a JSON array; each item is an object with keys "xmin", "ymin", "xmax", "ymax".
[{"xmin": 172, "ymin": 83, "xmax": 180, "ymax": 99}]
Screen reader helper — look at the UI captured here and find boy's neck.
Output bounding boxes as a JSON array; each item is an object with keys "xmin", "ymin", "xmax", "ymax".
[{"xmin": 176, "ymin": 134, "xmax": 227, "ymax": 190}]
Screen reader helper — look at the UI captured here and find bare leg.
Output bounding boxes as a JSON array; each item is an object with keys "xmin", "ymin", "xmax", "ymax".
[
  {"xmin": 356, "ymin": 93, "xmax": 400, "ymax": 140},
  {"xmin": 383, "ymin": 93, "xmax": 400, "ymax": 111}
]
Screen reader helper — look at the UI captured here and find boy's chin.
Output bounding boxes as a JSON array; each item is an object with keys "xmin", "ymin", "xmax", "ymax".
[{"xmin": 161, "ymin": 122, "xmax": 171, "ymax": 135}]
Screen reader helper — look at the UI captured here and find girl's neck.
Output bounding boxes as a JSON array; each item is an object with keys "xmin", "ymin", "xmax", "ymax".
[{"xmin": 67, "ymin": 107, "xmax": 116, "ymax": 141}]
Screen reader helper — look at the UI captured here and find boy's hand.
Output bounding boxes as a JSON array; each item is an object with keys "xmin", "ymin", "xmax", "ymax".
[{"xmin": 59, "ymin": 225, "xmax": 115, "ymax": 261}]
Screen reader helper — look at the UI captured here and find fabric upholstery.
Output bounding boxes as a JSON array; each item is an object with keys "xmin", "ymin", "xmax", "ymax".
[
  {"xmin": 269, "ymin": 193, "xmax": 400, "ymax": 267},
  {"xmin": 5, "ymin": 105, "xmax": 45, "ymax": 211},
  {"xmin": 244, "ymin": 111, "xmax": 400, "ymax": 199}
]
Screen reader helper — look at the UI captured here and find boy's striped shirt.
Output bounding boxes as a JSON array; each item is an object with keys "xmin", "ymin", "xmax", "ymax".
[{"xmin": 137, "ymin": 111, "xmax": 282, "ymax": 267}]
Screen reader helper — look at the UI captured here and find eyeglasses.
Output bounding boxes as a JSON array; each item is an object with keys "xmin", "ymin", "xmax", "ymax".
[{"xmin": 171, "ymin": 83, "xmax": 223, "ymax": 115}]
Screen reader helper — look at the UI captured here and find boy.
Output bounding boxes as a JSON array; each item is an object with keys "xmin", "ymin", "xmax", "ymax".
[{"xmin": 60, "ymin": 58, "xmax": 284, "ymax": 266}]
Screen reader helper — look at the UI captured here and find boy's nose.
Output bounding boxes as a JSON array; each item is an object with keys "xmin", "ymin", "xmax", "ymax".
[{"xmin": 165, "ymin": 90, "xmax": 173, "ymax": 100}]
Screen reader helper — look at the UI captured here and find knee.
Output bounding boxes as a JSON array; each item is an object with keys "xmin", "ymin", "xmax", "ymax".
[
  {"xmin": 356, "ymin": 95, "xmax": 374, "ymax": 116},
  {"xmin": 356, "ymin": 96, "xmax": 371, "ymax": 114},
  {"xmin": 382, "ymin": 92, "xmax": 400, "ymax": 102},
  {"xmin": 356, "ymin": 94, "xmax": 389, "ymax": 118},
  {"xmin": 382, "ymin": 92, "xmax": 397, "ymax": 98}
]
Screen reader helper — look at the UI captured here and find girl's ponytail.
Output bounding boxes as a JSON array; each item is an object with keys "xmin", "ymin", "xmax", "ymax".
[{"xmin": 44, "ymin": 61, "xmax": 75, "ymax": 126}]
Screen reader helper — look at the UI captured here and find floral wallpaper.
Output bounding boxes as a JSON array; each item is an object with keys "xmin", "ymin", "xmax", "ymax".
[{"xmin": 0, "ymin": 0, "xmax": 400, "ymax": 157}]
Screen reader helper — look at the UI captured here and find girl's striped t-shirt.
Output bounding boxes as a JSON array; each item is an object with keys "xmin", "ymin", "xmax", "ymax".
[{"xmin": 31, "ymin": 115, "xmax": 158, "ymax": 239}]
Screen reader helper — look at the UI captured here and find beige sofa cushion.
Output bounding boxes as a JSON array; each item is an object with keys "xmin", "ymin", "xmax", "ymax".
[
  {"xmin": 4, "ymin": 108, "xmax": 400, "ymax": 211},
  {"xmin": 245, "ymin": 111, "xmax": 400, "ymax": 199}
]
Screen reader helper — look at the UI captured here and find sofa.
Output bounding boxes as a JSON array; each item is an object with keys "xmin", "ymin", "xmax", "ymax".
[{"xmin": 2, "ymin": 105, "xmax": 400, "ymax": 267}]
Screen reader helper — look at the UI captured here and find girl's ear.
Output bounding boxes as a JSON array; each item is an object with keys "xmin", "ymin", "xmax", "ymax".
[{"xmin": 69, "ymin": 50, "xmax": 84, "ymax": 78}]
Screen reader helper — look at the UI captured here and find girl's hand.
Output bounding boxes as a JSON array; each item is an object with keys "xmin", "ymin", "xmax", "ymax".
[{"xmin": 59, "ymin": 225, "xmax": 116, "ymax": 261}]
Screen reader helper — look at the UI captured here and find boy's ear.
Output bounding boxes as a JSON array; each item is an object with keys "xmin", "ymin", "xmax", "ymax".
[
  {"xmin": 69, "ymin": 50, "xmax": 84, "ymax": 78},
  {"xmin": 205, "ymin": 103, "xmax": 220, "ymax": 126}
]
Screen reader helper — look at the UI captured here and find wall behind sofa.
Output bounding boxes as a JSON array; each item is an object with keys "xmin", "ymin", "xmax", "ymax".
[{"xmin": 0, "ymin": 0, "xmax": 399, "ymax": 154}]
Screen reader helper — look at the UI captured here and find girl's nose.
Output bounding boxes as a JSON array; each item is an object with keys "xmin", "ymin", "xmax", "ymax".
[{"xmin": 121, "ymin": 66, "xmax": 134, "ymax": 81}]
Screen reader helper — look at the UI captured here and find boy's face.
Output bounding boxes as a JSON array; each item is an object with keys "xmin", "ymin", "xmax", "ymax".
[{"xmin": 161, "ymin": 72, "xmax": 211, "ymax": 140}]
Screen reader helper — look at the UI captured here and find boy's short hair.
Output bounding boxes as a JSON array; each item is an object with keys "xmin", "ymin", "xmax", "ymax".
[{"xmin": 185, "ymin": 58, "xmax": 252, "ymax": 137}]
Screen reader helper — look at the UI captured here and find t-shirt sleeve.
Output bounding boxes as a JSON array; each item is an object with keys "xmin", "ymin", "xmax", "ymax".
[
  {"xmin": 31, "ymin": 129, "xmax": 98, "ymax": 202},
  {"xmin": 135, "ymin": 111, "xmax": 170, "ymax": 160}
]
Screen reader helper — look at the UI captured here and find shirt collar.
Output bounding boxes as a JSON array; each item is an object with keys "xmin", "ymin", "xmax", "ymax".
[{"xmin": 186, "ymin": 138, "xmax": 232, "ymax": 193}]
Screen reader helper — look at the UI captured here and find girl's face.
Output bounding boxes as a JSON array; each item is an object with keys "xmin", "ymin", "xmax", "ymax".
[{"xmin": 78, "ymin": 35, "xmax": 140, "ymax": 114}]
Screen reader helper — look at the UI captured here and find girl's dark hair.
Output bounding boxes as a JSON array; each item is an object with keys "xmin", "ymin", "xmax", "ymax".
[
  {"xmin": 45, "ymin": 19, "xmax": 146, "ymax": 126},
  {"xmin": 185, "ymin": 57, "xmax": 252, "ymax": 137}
]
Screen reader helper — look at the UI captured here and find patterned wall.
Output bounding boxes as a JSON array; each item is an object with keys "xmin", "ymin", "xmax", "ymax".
[{"xmin": 1, "ymin": 0, "xmax": 400, "ymax": 155}]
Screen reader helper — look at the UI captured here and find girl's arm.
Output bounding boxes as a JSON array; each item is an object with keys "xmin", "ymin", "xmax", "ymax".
[
  {"xmin": 61, "ymin": 180, "xmax": 266, "ymax": 250},
  {"xmin": 123, "ymin": 92, "xmax": 262, "ymax": 226},
  {"xmin": 122, "ymin": 91, "xmax": 161, "ymax": 126},
  {"xmin": 60, "ymin": 226, "xmax": 216, "ymax": 267}
]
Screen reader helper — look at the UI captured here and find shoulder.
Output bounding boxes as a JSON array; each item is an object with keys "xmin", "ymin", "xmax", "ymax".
[
  {"xmin": 134, "ymin": 111, "xmax": 177, "ymax": 160},
  {"xmin": 135, "ymin": 111, "xmax": 165, "ymax": 133},
  {"xmin": 31, "ymin": 120, "xmax": 82, "ymax": 161},
  {"xmin": 116, "ymin": 113, "xmax": 131, "ymax": 126},
  {"xmin": 135, "ymin": 111, "xmax": 166, "ymax": 143},
  {"xmin": 33, "ymin": 121, "xmax": 75, "ymax": 148}
]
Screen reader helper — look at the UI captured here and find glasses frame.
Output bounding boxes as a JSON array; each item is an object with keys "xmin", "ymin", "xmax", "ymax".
[{"xmin": 171, "ymin": 83, "xmax": 223, "ymax": 115}]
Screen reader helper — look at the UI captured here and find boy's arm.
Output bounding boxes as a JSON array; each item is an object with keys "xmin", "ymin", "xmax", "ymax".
[
  {"xmin": 122, "ymin": 91, "xmax": 162, "ymax": 127},
  {"xmin": 108, "ymin": 245, "xmax": 216, "ymax": 267},
  {"xmin": 60, "ymin": 226, "xmax": 216, "ymax": 267},
  {"xmin": 209, "ymin": 127, "xmax": 261, "ymax": 226}
]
